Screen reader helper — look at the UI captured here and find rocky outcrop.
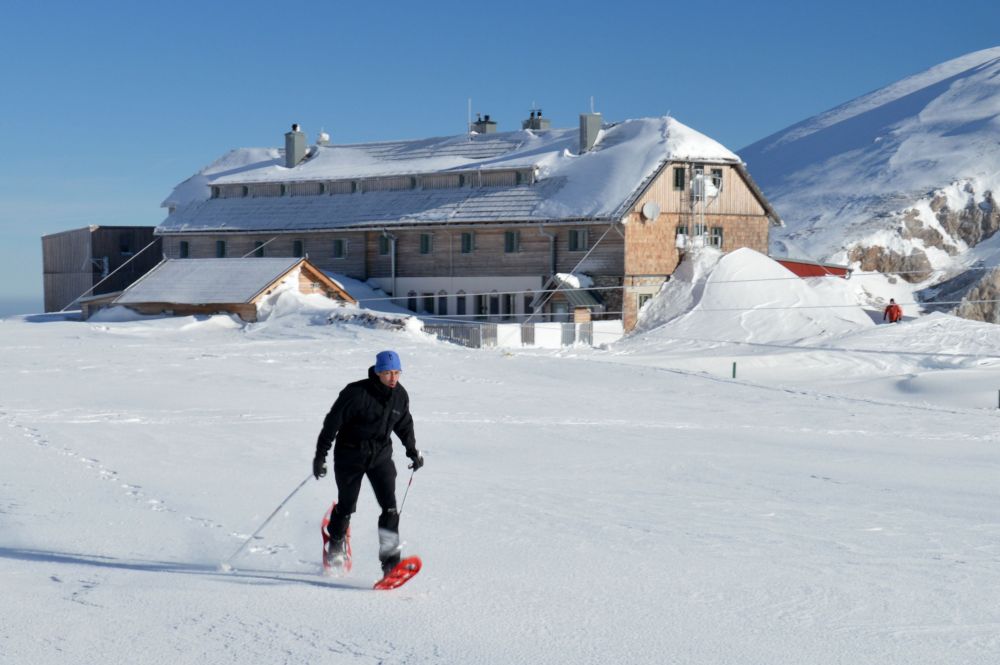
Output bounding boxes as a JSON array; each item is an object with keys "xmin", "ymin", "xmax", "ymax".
[
  {"xmin": 935, "ymin": 189, "xmax": 1000, "ymax": 248},
  {"xmin": 847, "ymin": 245, "xmax": 933, "ymax": 283},
  {"xmin": 954, "ymin": 267, "xmax": 1000, "ymax": 323}
]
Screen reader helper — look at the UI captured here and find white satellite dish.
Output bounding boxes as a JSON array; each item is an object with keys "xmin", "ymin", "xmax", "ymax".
[{"xmin": 641, "ymin": 201, "xmax": 661, "ymax": 221}]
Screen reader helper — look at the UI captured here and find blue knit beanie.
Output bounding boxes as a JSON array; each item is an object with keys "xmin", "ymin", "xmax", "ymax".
[{"xmin": 375, "ymin": 350, "xmax": 402, "ymax": 373}]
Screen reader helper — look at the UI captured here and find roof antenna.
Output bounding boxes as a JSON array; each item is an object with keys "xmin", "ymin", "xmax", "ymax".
[
  {"xmin": 467, "ymin": 97, "xmax": 473, "ymax": 140},
  {"xmin": 590, "ymin": 96, "xmax": 595, "ymax": 114}
]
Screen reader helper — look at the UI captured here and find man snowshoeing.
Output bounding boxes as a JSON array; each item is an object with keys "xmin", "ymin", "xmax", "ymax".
[{"xmin": 313, "ymin": 350, "xmax": 424, "ymax": 578}]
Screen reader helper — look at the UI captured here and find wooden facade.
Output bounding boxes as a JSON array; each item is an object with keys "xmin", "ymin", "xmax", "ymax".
[
  {"xmin": 158, "ymin": 159, "xmax": 776, "ymax": 330},
  {"xmin": 42, "ymin": 226, "xmax": 161, "ymax": 312}
]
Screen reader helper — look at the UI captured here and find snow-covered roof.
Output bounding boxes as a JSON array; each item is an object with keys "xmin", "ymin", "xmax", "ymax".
[
  {"xmin": 115, "ymin": 258, "xmax": 303, "ymax": 304},
  {"xmin": 158, "ymin": 116, "xmax": 741, "ymax": 234}
]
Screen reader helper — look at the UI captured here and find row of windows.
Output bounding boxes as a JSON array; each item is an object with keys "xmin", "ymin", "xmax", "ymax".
[
  {"xmin": 405, "ymin": 290, "xmax": 535, "ymax": 319},
  {"xmin": 177, "ymin": 225, "xmax": 720, "ymax": 260},
  {"xmin": 209, "ymin": 169, "xmax": 534, "ymax": 200}
]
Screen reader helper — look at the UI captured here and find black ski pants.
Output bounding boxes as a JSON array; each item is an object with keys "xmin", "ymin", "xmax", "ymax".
[{"xmin": 327, "ymin": 445, "xmax": 398, "ymax": 548}]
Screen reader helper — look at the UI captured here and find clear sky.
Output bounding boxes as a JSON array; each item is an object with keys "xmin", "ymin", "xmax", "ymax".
[{"xmin": 1, "ymin": 0, "xmax": 998, "ymax": 314}]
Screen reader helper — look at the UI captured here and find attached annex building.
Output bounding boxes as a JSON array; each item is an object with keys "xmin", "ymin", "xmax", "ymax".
[{"xmin": 157, "ymin": 114, "xmax": 781, "ymax": 330}]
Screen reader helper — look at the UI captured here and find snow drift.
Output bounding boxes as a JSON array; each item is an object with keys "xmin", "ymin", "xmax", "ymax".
[{"xmin": 631, "ymin": 248, "xmax": 874, "ymax": 345}]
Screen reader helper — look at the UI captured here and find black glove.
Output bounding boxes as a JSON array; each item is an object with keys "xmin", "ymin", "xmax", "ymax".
[
  {"xmin": 407, "ymin": 450, "xmax": 424, "ymax": 471},
  {"xmin": 313, "ymin": 454, "xmax": 327, "ymax": 479}
]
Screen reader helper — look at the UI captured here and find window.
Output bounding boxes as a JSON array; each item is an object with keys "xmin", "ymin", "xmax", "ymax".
[
  {"xmin": 711, "ymin": 168, "xmax": 723, "ymax": 188},
  {"xmin": 419, "ymin": 234, "xmax": 433, "ymax": 255},
  {"xmin": 638, "ymin": 294, "xmax": 653, "ymax": 310},
  {"xmin": 211, "ymin": 186, "xmax": 220, "ymax": 198},
  {"xmin": 569, "ymin": 229, "xmax": 588, "ymax": 252},
  {"xmin": 673, "ymin": 167, "xmax": 685, "ymax": 191},
  {"xmin": 332, "ymin": 238, "xmax": 346, "ymax": 259},
  {"xmin": 119, "ymin": 233, "xmax": 132, "ymax": 256},
  {"xmin": 378, "ymin": 235, "xmax": 390, "ymax": 256},
  {"xmin": 437, "ymin": 291, "xmax": 448, "ymax": 316},
  {"xmin": 474, "ymin": 294, "xmax": 486, "ymax": 319},
  {"xmin": 457, "ymin": 291, "xmax": 467, "ymax": 316},
  {"xmin": 504, "ymin": 230, "xmax": 520, "ymax": 253},
  {"xmin": 254, "ymin": 240, "xmax": 265, "ymax": 258},
  {"xmin": 422, "ymin": 293, "xmax": 434, "ymax": 314},
  {"xmin": 179, "ymin": 241, "xmax": 189, "ymax": 258},
  {"xmin": 710, "ymin": 227, "xmax": 724, "ymax": 249},
  {"xmin": 461, "ymin": 232, "xmax": 475, "ymax": 254},
  {"xmin": 501, "ymin": 293, "xmax": 514, "ymax": 320},
  {"xmin": 293, "ymin": 240, "xmax": 304, "ymax": 258},
  {"xmin": 215, "ymin": 240, "xmax": 226, "ymax": 258},
  {"xmin": 407, "ymin": 291, "xmax": 417, "ymax": 312},
  {"xmin": 524, "ymin": 292, "xmax": 534, "ymax": 315},
  {"xmin": 489, "ymin": 292, "xmax": 500, "ymax": 316}
]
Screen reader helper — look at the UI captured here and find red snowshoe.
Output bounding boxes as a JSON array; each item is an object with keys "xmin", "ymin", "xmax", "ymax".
[
  {"xmin": 373, "ymin": 556, "xmax": 422, "ymax": 590},
  {"xmin": 321, "ymin": 501, "xmax": 352, "ymax": 575}
]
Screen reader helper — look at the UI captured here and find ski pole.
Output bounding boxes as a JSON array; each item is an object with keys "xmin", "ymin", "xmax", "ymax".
[
  {"xmin": 220, "ymin": 474, "xmax": 312, "ymax": 571},
  {"xmin": 397, "ymin": 468, "xmax": 416, "ymax": 517}
]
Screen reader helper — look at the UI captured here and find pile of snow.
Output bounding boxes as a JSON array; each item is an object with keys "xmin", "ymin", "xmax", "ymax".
[{"xmin": 630, "ymin": 248, "xmax": 874, "ymax": 345}]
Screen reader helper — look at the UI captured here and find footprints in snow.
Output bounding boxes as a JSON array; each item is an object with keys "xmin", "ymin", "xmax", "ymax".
[{"xmin": 2, "ymin": 409, "xmax": 173, "ymax": 515}]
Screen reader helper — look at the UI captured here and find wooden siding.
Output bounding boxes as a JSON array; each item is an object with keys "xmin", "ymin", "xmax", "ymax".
[
  {"xmin": 360, "ymin": 176, "xmax": 415, "ymax": 193},
  {"xmin": 43, "ymin": 227, "xmax": 160, "ymax": 312},
  {"xmin": 364, "ymin": 225, "xmax": 623, "ymax": 280},
  {"xmin": 421, "ymin": 174, "xmax": 463, "ymax": 190},
  {"xmin": 250, "ymin": 183, "xmax": 283, "ymax": 198},
  {"xmin": 42, "ymin": 228, "xmax": 93, "ymax": 310},
  {"xmin": 642, "ymin": 163, "xmax": 766, "ymax": 216},
  {"xmin": 290, "ymin": 181, "xmax": 324, "ymax": 196},
  {"xmin": 122, "ymin": 302, "xmax": 259, "ymax": 322},
  {"xmin": 160, "ymin": 233, "xmax": 367, "ymax": 280}
]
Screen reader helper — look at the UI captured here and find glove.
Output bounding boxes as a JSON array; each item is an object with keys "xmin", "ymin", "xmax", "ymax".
[
  {"xmin": 313, "ymin": 454, "xmax": 327, "ymax": 479},
  {"xmin": 407, "ymin": 450, "xmax": 424, "ymax": 471}
]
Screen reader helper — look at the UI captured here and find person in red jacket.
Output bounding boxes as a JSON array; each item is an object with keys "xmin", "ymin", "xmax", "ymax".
[{"xmin": 883, "ymin": 298, "xmax": 903, "ymax": 323}]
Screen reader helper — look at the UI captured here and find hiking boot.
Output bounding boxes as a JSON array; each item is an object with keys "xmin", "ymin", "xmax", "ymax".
[
  {"xmin": 381, "ymin": 553, "xmax": 401, "ymax": 578},
  {"xmin": 325, "ymin": 538, "xmax": 347, "ymax": 568}
]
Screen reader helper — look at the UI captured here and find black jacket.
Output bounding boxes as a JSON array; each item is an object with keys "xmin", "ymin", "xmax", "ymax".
[{"xmin": 315, "ymin": 366, "xmax": 416, "ymax": 461}]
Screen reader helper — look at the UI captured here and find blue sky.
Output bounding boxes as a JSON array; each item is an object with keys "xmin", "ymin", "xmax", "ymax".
[{"xmin": 1, "ymin": 0, "xmax": 998, "ymax": 314}]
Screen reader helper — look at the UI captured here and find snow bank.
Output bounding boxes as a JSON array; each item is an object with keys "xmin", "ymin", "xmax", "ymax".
[{"xmin": 630, "ymin": 248, "xmax": 874, "ymax": 346}]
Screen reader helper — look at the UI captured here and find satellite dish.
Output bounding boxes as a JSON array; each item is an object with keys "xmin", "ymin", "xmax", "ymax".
[{"xmin": 641, "ymin": 202, "xmax": 661, "ymax": 221}]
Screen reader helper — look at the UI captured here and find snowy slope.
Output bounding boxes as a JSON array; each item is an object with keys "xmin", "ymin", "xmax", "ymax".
[
  {"xmin": 741, "ymin": 46, "xmax": 1000, "ymax": 308},
  {"xmin": 2, "ymin": 254, "xmax": 999, "ymax": 663}
]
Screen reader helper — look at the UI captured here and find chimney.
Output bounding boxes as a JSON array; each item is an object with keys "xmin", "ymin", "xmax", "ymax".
[
  {"xmin": 285, "ymin": 123, "xmax": 306, "ymax": 167},
  {"xmin": 522, "ymin": 108, "xmax": 551, "ymax": 131},
  {"xmin": 471, "ymin": 113, "xmax": 498, "ymax": 133},
  {"xmin": 579, "ymin": 113, "xmax": 602, "ymax": 153}
]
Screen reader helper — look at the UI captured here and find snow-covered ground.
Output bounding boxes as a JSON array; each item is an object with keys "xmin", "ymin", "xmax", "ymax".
[{"xmin": 2, "ymin": 252, "xmax": 999, "ymax": 664}]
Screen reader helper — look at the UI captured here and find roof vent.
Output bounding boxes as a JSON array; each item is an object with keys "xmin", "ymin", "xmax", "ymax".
[
  {"xmin": 471, "ymin": 113, "xmax": 498, "ymax": 134},
  {"xmin": 579, "ymin": 113, "xmax": 602, "ymax": 154},
  {"xmin": 522, "ymin": 109, "xmax": 551, "ymax": 131},
  {"xmin": 285, "ymin": 123, "xmax": 306, "ymax": 168},
  {"xmin": 317, "ymin": 130, "xmax": 330, "ymax": 146}
]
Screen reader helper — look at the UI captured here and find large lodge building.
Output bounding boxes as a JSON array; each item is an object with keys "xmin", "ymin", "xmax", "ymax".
[{"xmin": 157, "ymin": 113, "xmax": 782, "ymax": 330}]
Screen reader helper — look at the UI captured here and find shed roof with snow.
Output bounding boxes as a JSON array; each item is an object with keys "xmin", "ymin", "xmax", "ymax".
[{"xmin": 101, "ymin": 257, "xmax": 355, "ymax": 321}]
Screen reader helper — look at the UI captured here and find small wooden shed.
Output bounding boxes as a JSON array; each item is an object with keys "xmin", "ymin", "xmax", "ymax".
[{"xmin": 88, "ymin": 257, "xmax": 355, "ymax": 321}]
